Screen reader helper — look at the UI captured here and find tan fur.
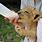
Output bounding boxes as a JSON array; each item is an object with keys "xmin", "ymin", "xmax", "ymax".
[{"xmin": 15, "ymin": 6, "xmax": 42, "ymax": 42}]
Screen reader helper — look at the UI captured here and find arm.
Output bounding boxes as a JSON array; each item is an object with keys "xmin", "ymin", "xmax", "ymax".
[{"xmin": 0, "ymin": 3, "xmax": 19, "ymax": 23}]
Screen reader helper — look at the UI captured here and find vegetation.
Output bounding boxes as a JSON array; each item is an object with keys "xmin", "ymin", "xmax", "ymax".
[{"xmin": 0, "ymin": 15, "xmax": 24, "ymax": 42}]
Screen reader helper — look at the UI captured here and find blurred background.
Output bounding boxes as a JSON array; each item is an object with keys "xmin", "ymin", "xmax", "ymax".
[
  {"xmin": 0, "ymin": 0, "xmax": 21, "ymax": 12},
  {"xmin": 0, "ymin": 0, "xmax": 24, "ymax": 42}
]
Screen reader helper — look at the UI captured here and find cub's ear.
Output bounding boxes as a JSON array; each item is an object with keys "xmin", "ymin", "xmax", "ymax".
[{"xmin": 33, "ymin": 13, "xmax": 40, "ymax": 22}]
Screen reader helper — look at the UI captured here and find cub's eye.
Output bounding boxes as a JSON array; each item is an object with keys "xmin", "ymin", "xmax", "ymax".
[
  {"xmin": 25, "ymin": 11, "xmax": 28, "ymax": 13},
  {"xmin": 34, "ymin": 14, "xmax": 40, "ymax": 19}
]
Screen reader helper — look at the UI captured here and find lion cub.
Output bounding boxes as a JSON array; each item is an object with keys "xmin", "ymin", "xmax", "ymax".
[{"xmin": 15, "ymin": 6, "xmax": 42, "ymax": 42}]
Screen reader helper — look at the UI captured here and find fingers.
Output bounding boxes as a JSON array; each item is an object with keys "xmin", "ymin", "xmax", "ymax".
[{"xmin": 4, "ymin": 15, "xmax": 19, "ymax": 27}]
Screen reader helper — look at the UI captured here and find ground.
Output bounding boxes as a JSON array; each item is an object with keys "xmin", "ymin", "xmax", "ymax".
[{"xmin": 0, "ymin": 15, "xmax": 24, "ymax": 42}]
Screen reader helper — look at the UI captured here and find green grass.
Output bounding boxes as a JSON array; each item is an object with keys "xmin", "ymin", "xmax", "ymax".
[{"xmin": 0, "ymin": 15, "xmax": 24, "ymax": 42}]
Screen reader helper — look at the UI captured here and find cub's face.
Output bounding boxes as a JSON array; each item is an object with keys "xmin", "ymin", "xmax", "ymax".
[
  {"xmin": 17, "ymin": 7, "xmax": 40, "ymax": 28},
  {"xmin": 15, "ymin": 7, "xmax": 41, "ymax": 37}
]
